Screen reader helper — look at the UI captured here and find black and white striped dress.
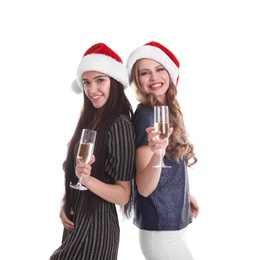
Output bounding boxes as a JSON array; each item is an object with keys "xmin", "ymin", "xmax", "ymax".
[{"xmin": 50, "ymin": 115, "xmax": 135, "ymax": 260}]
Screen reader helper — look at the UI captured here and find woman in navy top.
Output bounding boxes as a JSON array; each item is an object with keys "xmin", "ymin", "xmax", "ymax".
[{"xmin": 126, "ymin": 41, "xmax": 199, "ymax": 260}]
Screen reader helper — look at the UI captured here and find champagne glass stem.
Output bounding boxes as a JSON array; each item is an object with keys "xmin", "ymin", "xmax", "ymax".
[
  {"xmin": 78, "ymin": 177, "xmax": 87, "ymax": 190},
  {"xmin": 79, "ymin": 177, "xmax": 82, "ymax": 185},
  {"xmin": 160, "ymin": 149, "xmax": 163, "ymax": 167},
  {"xmin": 153, "ymin": 148, "xmax": 163, "ymax": 168},
  {"xmin": 161, "ymin": 149, "xmax": 171, "ymax": 168}
]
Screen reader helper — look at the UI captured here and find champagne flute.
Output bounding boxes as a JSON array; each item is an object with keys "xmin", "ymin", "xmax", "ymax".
[
  {"xmin": 70, "ymin": 128, "xmax": 97, "ymax": 190},
  {"xmin": 153, "ymin": 105, "xmax": 171, "ymax": 168}
]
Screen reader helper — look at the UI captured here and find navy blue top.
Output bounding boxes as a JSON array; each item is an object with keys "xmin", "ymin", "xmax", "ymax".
[{"xmin": 132, "ymin": 103, "xmax": 192, "ymax": 230}]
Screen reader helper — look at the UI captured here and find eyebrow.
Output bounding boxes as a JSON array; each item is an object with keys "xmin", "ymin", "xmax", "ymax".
[
  {"xmin": 82, "ymin": 74, "xmax": 109, "ymax": 81},
  {"xmin": 139, "ymin": 64, "xmax": 164, "ymax": 71}
]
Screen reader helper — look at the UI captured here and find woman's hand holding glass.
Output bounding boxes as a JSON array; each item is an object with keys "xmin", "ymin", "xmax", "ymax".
[
  {"xmin": 146, "ymin": 126, "xmax": 173, "ymax": 167},
  {"xmin": 70, "ymin": 128, "xmax": 97, "ymax": 190},
  {"xmin": 153, "ymin": 105, "xmax": 173, "ymax": 168},
  {"xmin": 147, "ymin": 127, "xmax": 168, "ymax": 153},
  {"xmin": 75, "ymin": 155, "xmax": 95, "ymax": 189}
]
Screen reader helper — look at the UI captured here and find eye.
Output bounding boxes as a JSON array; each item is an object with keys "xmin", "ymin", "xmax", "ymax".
[
  {"xmin": 139, "ymin": 71, "xmax": 149, "ymax": 76},
  {"xmin": 97, "ymin": 78, "xmax": 105, "ymax": 83},
  {"xmin": 82, "ymin": 80, "xmax": 90, "ymax": 86},
  {"xmin": 157, "ymin": 67, "xmax": 165, "ymax": 72}
]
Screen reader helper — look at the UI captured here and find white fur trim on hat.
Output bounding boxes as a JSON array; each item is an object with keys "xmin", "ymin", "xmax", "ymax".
[
  {"xmin": 126, "ymin": 45, "xmax": 179, "ymax": 85},
  {"xmin": 73, "ymin": 54, "xmax": 129, "ymax": 94}
]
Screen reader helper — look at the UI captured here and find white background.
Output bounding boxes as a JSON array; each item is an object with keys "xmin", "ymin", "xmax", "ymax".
[{"xmin": 1, "ymin": 0, "xmax": 252, "ymax": 259}]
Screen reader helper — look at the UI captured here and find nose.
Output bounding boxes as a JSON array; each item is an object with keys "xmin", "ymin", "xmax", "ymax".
[
  {"xmin": 149, "ymin": 72, "xmax": 158, "ymax": 81},
  {"xmin": 88, "ymin": 83, "xmax": 98, "ymax": 94}
]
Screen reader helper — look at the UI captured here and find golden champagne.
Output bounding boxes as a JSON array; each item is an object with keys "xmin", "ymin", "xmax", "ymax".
[
  {"xmin": 77, "ymin": 143, "xmax": 94, "ymax": 163},
  {"xmin": 155, "ymin": 122, "xmax": 169, "ymax": 139}
]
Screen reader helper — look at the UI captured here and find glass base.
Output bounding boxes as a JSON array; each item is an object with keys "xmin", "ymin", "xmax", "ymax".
[
  {"xmin": 153, "ymin": 165, "xmax": 172, "ymax": 168},
  {"xmin": 70, "ymin": 182, "xmax": 87, "ymax": 191}
]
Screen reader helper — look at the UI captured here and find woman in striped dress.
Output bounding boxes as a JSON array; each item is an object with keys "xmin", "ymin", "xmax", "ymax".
[{"xmin": 49, "ymin": 43, "xmax": 135, "ymax": 260}]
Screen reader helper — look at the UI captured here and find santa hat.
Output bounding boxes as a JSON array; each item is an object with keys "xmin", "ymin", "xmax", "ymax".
[
  {"xmin": 71, "ymin": 43, "xmax": 129, "ymax": 93},
  {"xmin": 126, "ymin": 41, "xmax": 180, "ymax": 86}
]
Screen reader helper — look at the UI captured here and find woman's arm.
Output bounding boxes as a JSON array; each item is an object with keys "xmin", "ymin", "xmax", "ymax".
[
  {"xmin": 135, "ymin": 126, "xmax": 173, "ymax": 197},
  {"xmin": 76, "ymin": 156, "xmax": 132, "ymax": 207},
  {"xmin": 84, "ymin": 178, "xmax": 131, "ymax": 207}
]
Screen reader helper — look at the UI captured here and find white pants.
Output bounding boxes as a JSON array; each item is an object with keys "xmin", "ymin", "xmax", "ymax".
[{"xmin": 139, "ymin": 228, "xmax": 194, "ymax": 260}]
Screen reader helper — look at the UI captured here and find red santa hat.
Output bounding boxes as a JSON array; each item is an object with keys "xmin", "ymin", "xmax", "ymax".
[
  {"xmin": 71, "ymin": 43, "xmax": 129, "ymax": 93},
  {"xmin": 126, "ymin": 41, "xmax": 180, "ymax": 86}
]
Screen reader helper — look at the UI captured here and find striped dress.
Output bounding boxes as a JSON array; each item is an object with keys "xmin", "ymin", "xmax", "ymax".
[{"xmin": 50, "ymin": 115, "xmax": 135, "ymax": 260}]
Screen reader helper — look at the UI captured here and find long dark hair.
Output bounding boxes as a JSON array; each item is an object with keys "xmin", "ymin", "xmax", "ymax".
[{"xmin": 63, "ymin": 77, "xmax": 134, "ymax": 219}]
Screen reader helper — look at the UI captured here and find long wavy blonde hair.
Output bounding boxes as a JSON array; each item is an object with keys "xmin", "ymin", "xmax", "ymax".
[{"xmin": 130, "ymin": 60, "xmax": 197, "ymax": 167}]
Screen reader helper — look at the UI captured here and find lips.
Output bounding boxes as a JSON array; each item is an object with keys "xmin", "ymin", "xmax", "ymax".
[
  {"xmin": 149, "ymin": 83, "xmax": 163, "ymax": 89},
  {"xmin": 90, "ymin": 95, "xmax": 102, "ymax": 99}
]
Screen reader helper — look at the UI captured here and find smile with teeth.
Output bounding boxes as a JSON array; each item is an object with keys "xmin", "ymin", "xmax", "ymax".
[
  {"xmin": 150, "ymin": 83, "xmax": 162, "ymax": 89},
  {"xmin": 91, "ymin": 95, "xmax": 102, "ymax": 99}
]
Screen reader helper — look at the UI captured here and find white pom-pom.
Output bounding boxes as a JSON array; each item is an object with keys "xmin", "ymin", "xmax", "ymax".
[{"xmin": 71, "ymin": 79, "xmax": 83, "ymax": 94}]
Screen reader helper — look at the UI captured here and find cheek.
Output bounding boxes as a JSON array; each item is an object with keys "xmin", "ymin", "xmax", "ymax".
[
  {"xmin": 84, "ymin": 88, "xmax": 88, "ymax": 95},
  {"xmin": 138, "ymin": 77, "xmax": 147, "ymax": 88},
  {"xmin": 84, "ymin": 89, "xmax": 93, "ymax": 102},
  {"xmin": 104, "ymin": 93, "xmax": 110, "ymax": 104},
  {"xmin": 163, "ymin": 73, "xmax": 171, "ymax": 82}
]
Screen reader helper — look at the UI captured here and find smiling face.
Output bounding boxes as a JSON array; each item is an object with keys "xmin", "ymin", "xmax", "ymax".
[
  {"xmin": 137, "ymin": 58, "xmax": 170, "ymax": 104},
  {"xmin": 82, "ymin": 71, "xmax": 111, "ymax": 109}
]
